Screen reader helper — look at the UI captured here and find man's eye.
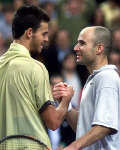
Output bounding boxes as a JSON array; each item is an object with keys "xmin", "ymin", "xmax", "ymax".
[
  {"xmin": 73, "ymin": 40, "xmax": 86, "ymax": 48},
  {"xmin": 43, "ymin": 32, "xmax": 48, "ymax": 36},
  {"xmin": 79, "ymin": 41, "xmax": 86, "ymax": 45},
  {"xmin": 42, "ymin": 33, "xmax": 46, "ymax": 36}
]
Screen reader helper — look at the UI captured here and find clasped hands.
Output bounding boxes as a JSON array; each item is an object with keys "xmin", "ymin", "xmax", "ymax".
[{"xmin": 52, "ymin": 82, "xmax": 74, "ymax": 103}]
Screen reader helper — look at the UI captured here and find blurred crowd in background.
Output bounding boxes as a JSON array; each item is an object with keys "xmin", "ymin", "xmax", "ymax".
[{"xmin": 0, "ymin": 0, "xmax": 120, "ymax": 149}]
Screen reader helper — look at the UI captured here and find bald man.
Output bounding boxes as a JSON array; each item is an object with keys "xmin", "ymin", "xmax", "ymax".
[{"xmin": 53, "ymin": 26, "xmax": 120, "ymax": 150}]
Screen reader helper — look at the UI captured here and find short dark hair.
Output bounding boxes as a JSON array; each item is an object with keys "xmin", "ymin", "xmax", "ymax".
[
  {"xmin": 94, "ymin": 26, "xmax": 112, "ymax": 56},
  {"xmin": 12, "ymin": 5, "xmax": 50, "ymax": 39}
]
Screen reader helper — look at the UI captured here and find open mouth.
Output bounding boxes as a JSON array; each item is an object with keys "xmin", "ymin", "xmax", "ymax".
[
  {"xmin": 76, "ymin": 53, "xmax": 82, "ymax": 57},
  {"xmin": 40, "ymin": 45, "xmax": 43, "ymax": 49}
]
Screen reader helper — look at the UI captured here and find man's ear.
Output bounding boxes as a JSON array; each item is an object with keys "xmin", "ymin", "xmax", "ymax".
[
  {"xmin": 96, "ymin": 44, "xmax": 104, "ymax": 55},
  {"xmin": 25, "ymin": 28, "xmax": 33, "ymax": 39}
]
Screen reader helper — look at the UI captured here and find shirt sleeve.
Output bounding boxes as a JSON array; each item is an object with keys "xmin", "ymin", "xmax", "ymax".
[
  {"xmin": 33, "ymin": 62, "xmax": 54, "ymax": 111},
  {"xmin": 92, "ymin": 71, "xmax": 119, "ymax": 133}
]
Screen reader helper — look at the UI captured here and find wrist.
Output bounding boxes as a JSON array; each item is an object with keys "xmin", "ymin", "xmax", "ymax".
[
  {"xmin": 68, "ymin": 102, "xmax": 72, "ymax": 112},
  {"xmin": 72, "ymin": 140, "xmax": 82, "ymax": 150}
]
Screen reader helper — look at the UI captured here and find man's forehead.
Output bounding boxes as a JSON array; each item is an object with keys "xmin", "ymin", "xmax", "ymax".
[
  {"xmin": 77, "ymin": 27, "xmax": 95, "ymax": 40},
  {"xmin": 39, "ymin": 21, "xmax": 48, "ymax": 30}
]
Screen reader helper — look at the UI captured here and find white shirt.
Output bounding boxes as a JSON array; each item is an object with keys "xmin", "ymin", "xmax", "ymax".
[
  {"xmin": 76, "ymin": 65, "xmax": 120, "ymax": 150},
  {"xmin": 65, "ymin": 72, "xmax": 82, "ymax": 109}
]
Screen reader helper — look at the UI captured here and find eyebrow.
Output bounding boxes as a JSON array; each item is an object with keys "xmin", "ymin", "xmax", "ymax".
[
  {"xmin": 73, "ymin": 39, "xmax": 86, "ymax": 48},
  {"xmin": 43, "ymin": 32, "xmax": 48, "ymax": 35},
  {"xmin": 78, "ymin": 40, "xmax": 86, "ymax": 45}
]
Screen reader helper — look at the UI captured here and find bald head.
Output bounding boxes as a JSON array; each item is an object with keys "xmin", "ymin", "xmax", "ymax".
[{"xmin": 79, "ymin": 26, "xmax": 112, "ymax": 56}]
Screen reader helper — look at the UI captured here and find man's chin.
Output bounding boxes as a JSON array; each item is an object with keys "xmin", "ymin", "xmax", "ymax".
[
  {"xmin": 30, "ymin": 48, "xmax": 42, "ymax": 57},
  {"xmin": 76, "ymin": 59, "xmax": 84, "ymax": 65},
  {"xmin": 40, "ymin": 45, "xmax": 43, "ymax": 50},
  {"xmin": 76, "ymin": 59, "xmax": 81, "ymax": 64},
  {"xmin": 38, "ymin": 48, "xmax": 42, "ymax": 53}
]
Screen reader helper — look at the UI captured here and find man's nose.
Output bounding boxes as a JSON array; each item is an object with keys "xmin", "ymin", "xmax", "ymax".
[
  {"xmin": 74, "ymin": 44, "xmax": 79, "ymax": 51},
  {"xmin": 44, "ymin": 35, "xmax": 48, "ymax": 42}
]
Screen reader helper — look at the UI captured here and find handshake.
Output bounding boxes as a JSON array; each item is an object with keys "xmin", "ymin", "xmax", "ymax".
[{"xmin": 52, "ymin": 82, "xmax": 74, "ymax": 105}]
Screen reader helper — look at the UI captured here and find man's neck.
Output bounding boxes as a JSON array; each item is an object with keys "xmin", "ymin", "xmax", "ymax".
[
  {"xmin": 14, "ymin": 39, "xmax": 30, "ymax": 51},
  {"xmin": 87, "ymin": 58, "xmax": 108, "ymax": 74}
]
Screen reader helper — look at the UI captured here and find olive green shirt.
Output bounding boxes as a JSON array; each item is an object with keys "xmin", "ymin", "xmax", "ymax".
[{"xmin": 0, "ymin": 42, "xmax": 53, "ymax": 149}]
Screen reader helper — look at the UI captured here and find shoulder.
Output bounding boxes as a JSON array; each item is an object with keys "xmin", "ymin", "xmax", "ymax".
[
  {"xmin": 9, "ymin": 56, "xmax": 34, "ymax": 72},
  {"xmin": 10, "ymin": 56, "xmax": 47, "ymax": 72},
  {"xmin": 32, "ymin": 59, "xmax": 47, "ymax": 70},
  {"xmin": 94, "ymin": 68, "xmax": 120, "ymax": 89},
  {"xmin": 96, "ymin": 68, "xmax": 119, "ymax": 80},
  {"xmin": 8, "ymin": 57, "xmax": 48, "ymax": 82},
  {"xmin": 31, "ymin": 59, "xmax": 50, "ymax": 83},
  {"xmin": 32, "ymin": 59, "xmax": 48, "ymax": 75}
]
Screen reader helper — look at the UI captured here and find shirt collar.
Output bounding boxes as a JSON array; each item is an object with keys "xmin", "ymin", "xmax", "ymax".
[
  {"xmin": 9, "ymin": 41, "xmax": 30, "ymax": 57},
  {"xmin": 85, "ymin": 65, "xmax": 117, "ymax": 87},
  {"xmin": 93, "ymin": 65, "xmax": 117, "ymax": 75}
]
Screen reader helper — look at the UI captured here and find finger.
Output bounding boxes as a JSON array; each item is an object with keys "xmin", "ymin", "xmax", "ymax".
[
  {"xmin": 54, "ymin": 82, "xmax": 67, "ymax": 88},
  {"xmin": 55, "ymin": 82, "xmax": 64, "ymax": 86},
  {"xmin": 53, "ymin": 89, "xmax": 67, "ymax": 94},
  {"xmin": 63, "ymin": 82, "xmax": 68, "ymax": 87},
  {"xmin": 53, "ymin": 86, "xmax": 67, "ymax": 92},
  {"xmin": 53, "ymin": 91, "xmax": 68, "ymax": 98}
]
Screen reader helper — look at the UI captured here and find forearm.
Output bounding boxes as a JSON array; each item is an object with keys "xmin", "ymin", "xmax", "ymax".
[
  {"xmin": 55, "ymin": 98, "xmax": 70, "ymax": 126},
  {"xmin": 68, "ymin": 125, "xmax": 112, "ymax": 150},
  {"xmin": 65, "ymin": 108, "xmax": 78, "ymax": 132},
  {"xmin": 44, "ymin": 82, "xmax": 74, "ymax": 130},
  {"xmin": 40, "ymin": 101, "xmax": 68, "ymax": 130}
]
